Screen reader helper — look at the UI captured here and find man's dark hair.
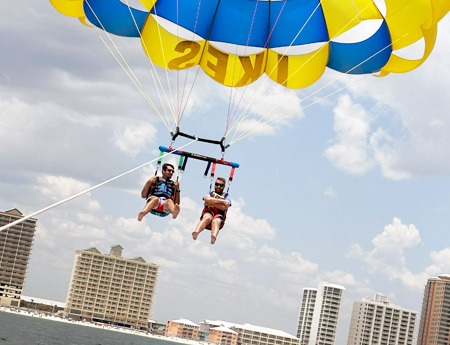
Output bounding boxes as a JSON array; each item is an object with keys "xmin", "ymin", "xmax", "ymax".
[
  {"xmin": 216, "ymin": 177, "xmax": 226, "ymax": 185},
  {"xmin": 163, "ymin": 163, "xmax": 175, "ymax": 171}
]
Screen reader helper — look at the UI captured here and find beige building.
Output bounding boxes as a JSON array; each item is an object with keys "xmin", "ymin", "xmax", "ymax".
[
  {"xmin": 0, "ymin": 209, "xmax": 37, "ymax": 307},
  {"xmin": 417, "ymin": 274, "xmax": 450, "ymax": 345},
  {"xmin": 347, "ymin": 293, "xmax": 416, "ymax": 345},
  {"xmin": 200, "ymin": 320, "xmax": 300, "ymax": 345},
  {"xmin": 64, "ymin": 244, "xmax": 158, "ymax": 330},
  {"xmin": 209, "ymin": 326, "xmax": 238, "ymax": 345},
  {"xmin": 166, "ymin": 318, "xmax": 200, "ymax": 339}
]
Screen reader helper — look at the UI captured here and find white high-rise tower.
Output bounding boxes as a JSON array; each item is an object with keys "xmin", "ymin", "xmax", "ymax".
[
  {"xmin": 347, "ymin": 293, "xmax": 417, "ymax": 345},
  {"xmin": 296, "ymin": 281, "xmax": 345, "ymax": 345}
]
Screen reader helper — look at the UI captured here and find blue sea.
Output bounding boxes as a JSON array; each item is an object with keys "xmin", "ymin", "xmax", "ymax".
[{"xmin": 0, "ymin": 311, "xmax": 181, "ymax": 345}]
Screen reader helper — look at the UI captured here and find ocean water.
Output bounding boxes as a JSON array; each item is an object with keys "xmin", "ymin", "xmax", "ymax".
[{"xmin": 0, "ymin": 311, "xmax": 179, "ymax": 345}]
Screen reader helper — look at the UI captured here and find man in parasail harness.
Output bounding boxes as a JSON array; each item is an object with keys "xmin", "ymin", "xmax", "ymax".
[
  {"xmin": 192, "ymin": 177, "xmax": 231, "ymax": 244},
  {"xmin": 138, "ymin": 163, "xmax": 180, "ymax": 221}
]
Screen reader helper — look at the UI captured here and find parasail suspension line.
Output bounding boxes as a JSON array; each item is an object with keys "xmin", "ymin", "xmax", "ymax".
[{"xmin": 0, "ymin": 139, "xmax": 197, "ymax": 232}]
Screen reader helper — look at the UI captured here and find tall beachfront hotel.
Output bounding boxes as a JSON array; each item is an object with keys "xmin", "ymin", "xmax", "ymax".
[
  {"xmin": 65, "ymin": 244, "xmax": 158, "ymax": 330},
  {"xmin": 0, "ymin": 209, "xmax": 37, "ymax": 307},
  {"xmin": 417, "ymin": 274, "xmax": 450, "ymax": 345},
  {"xmin": 347, "ymin": 293, "xmax": 417, "ymax": 345},
  {"xmin": 296, "ymin": 281, "xmax": 345, "ymax": 345}
]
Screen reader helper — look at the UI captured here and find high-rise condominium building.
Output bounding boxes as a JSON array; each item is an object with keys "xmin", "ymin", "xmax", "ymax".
[
  {"xmin": 347, "ymin": 293, "xmax": 417, "ymax": 345},
  {"xmin": 0, "ymin": 209, "xmax": 37, "ymax": 307},
  {"xmin": 417, "ymin": 274, "xmax": 450, "ymax": 345},
  {"xmin": 65, "ymin": 244, "xmax": 158, "ymax": 330},
  {"xmin": 296, "ymin": 281, "xmax": 345, "ymax": 345}
]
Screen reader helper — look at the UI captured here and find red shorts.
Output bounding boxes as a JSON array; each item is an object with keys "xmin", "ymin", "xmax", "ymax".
[
  {"xmin": 148, "ymin": 196, "xmax": 170, "ymax": 217},
  {"xmin": 201, "ymin": 207, "xmax": 226, "ymax": 230}
]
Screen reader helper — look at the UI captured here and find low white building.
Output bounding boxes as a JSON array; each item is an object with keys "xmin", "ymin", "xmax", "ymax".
[{"xmin": 200, "ymin": 320, "xmax": 299, "ymax": 345}]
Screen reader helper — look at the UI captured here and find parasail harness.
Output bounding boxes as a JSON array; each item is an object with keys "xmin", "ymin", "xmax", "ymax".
[{"xmin": 154, "ymin": 127, "xmax": 239, "ymax": 195}]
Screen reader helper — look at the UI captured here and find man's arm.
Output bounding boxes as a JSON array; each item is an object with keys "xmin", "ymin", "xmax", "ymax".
[
  {"xmin": 204, "ymin": 194, "xmax": 230, "ymax": 211},
  {"xmin": 141, "ymin": 176, "xmax": 156, "ymax": 198},
  {"xmin": 173, "ymin": 181, "xmax": 180, "ymax": 205}
]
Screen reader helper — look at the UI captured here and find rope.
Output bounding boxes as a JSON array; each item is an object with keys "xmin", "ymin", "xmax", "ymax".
[
  {"xmin": 225, "ymin": 0, "xmax": 323, "ymax": 142},
  {"xmin": 122, "ymin": 0, "xmax": 177, "ymax": 129},
  {"xmin": 0, "ymin": 140, "xmax": 197, "ymax": 232},
  {"xmin": 226, "ymin": 2, "xmax": 395, "ymax": 145},
  {"xmin": 228, "ymin": 31, "xmax": 403, "ymax": 145},
  {"xmin": 85, "ymin": 0, "xmax": 178, "ymax": 132},
  {"xmin": 98, "ymin": 36, "xmax": 172, "ymax": 131}
]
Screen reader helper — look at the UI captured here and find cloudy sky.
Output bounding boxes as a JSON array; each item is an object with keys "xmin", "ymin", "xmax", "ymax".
[{"xmin": 2, "ymin": 1, "xmax": 450, "ymax": 343}]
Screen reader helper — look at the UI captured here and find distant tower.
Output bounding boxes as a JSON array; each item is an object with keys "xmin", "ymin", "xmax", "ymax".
[
  {"xmin": 0, "ymin": 209, "xmax": 37, "ymax": 307},
  {"xmin": 417, "ymin": 274, "xmax": 450, "ymax": 345},
  {"xmin": 296, "ymin": 281, "xmax": 345, "ymax": 345},
  {"xmin": 347, "ymin": 293, "xmax": 417, "ymax": 345},
  {"xmin": 64, "ymin": 245, "xmax": 159, "ymax": 330}
]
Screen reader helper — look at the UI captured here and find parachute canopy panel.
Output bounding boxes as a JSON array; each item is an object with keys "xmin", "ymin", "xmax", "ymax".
[{"xmin": 50, "ymin": 0, "xmax": 450, "ymax": 88}]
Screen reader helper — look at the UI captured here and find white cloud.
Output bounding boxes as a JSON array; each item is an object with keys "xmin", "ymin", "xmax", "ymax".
[
  {"xmin": 325, "ymin": 94, "xmax": 415, "ymax": 179},
  {"xmin": 226, "ymin": 197, "xmax": 277, "ymax": 240},
  {"xmin": 426, "ymin": 248, "xmax": 450, "ymax": 276},
  {"xmin": 114, "ymin": 121, "xmax": 158, "ymax": 156},
  {"xmin": 257, "ymin": 245, "xmax": 318, "ymax": 280},
  {"xmin": 34, "ymin": 175, "xmax": 98, "ymax": 207},
  {"xmin": 324, "ymin": 186, "xmax": 337, "ymax": 198},
  {"xmin": 370, "ymin": 129, "xmax": 410, "ymax": 180},
  {"xmin": 233, "ymin": 119, "xmax": 277, "ymax": 137},
  {"xmin": 341, "ymin": 18, "xmax": 450, "ymax": 177},
  {"xmin": 115, "ymin": 216, "xmax": 153, "ymax": 240},
  {"xmin": 325, "ymin": 94, "xmax": 375, "ymax": 175},
  {"xmin": 347, "ymin": 217, "xmax": 427, "ymax": 290}
]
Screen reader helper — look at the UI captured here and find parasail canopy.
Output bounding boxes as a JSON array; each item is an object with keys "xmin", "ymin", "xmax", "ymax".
[{"xmin": 50, "ymin": 0, "xmax": 450, "ymax": 89}]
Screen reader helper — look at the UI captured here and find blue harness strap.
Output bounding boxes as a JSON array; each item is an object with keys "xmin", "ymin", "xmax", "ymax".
[{"xmin": 150, "ymin": 209, "xmax": 170, "ymax": 217}]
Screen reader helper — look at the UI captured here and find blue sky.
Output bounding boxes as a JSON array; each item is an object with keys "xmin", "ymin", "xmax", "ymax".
[{"xmin": 1, "ymin": 1, "xmax": 450, "ymax": 344}]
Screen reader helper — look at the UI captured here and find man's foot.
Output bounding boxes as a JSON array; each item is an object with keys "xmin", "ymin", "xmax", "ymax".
[
  {"xmin": 137, "ymin": 212, "xmax": 146, "ymax": 221},
  {"xmin": 192, "ymin": 232, "xmax": 199, "ymax": 240},
  {"xmin": 211, "ymin": 235, "xmax": 217, "ymax": 244},
  {"xmin": 172, "ymin": 204, "xmax": 180, "ymax": 219}
]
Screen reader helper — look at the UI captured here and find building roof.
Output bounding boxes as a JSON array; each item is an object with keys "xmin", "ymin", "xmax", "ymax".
[
  {"xmin": 5, "ymin": 208, "xmax": 23, "ymax": 216},
  {"xmin": 238, "ymin": 323, "xmax": 298, "ymax": 339},
  {"xmin": 304, "ymin": 281, "xmax": 346, "ymax": 291},
  {"xmin": 211, "ymin": 326, "xmax": 238, "ymax": 334},
  {"xmin": 203, "ymin": 320, "xmax": 298, "ymax": 340},
  {"xmin": 131, "ymin": 256, "xmax": 146, "ymax": 262},
  {"xmin": 171, "ymin": 318, "xmax": 199, "ymax": 327},
  {"xmin": 84, "ymin": 247, "xmax": 101, "ymax": 254},
  {"xmin": 204, "ymin": 320, "xmax": 241, "ymax": 329},
  {"xmin": 360, "ymin": 293, "xmax": 417, "ymax": 314}
]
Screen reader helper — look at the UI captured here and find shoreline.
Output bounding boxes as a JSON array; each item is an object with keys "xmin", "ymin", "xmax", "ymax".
[{"xmin": 0, "ymin": 307, "xmax": 207, "ymax": 345}]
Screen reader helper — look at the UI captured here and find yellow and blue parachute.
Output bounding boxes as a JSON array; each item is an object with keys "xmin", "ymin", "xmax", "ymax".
[{"xmin": 50, "ymin": 0, "xmax": 450, "ymax": 89}]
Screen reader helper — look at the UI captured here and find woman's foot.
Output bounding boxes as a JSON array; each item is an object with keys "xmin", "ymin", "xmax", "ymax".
[
  {"xmin": 211, "ymin": 235, "xmax": 217, "ymax": 244},
  {"xmin": 192, "ymin": 232, "xmax": 199, "ymax": 240}
]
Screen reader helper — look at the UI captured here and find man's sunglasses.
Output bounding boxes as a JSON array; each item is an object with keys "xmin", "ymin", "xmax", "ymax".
[
  {"xmin": 164, "ymin": 168, "xmax": 175, "ymax": 173},
  {"xmin": 215, "ymin": 183, "xmax": 225, "ymax": 187}
]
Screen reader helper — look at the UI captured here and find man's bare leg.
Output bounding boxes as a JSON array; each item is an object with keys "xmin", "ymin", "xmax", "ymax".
[
  {"xmin": 210, "ymin": 219, "xmax": 222, "ymax": 244},
  {"xmin": 165, "ymin": 200, "xmax": 180, "ymax": 219},
  {"xmin": 172, "ymin": 204, "xmax": 180, "ymax": 219},
  {"xmin": 138, "ymin": 198, "xmax": 159, "ymax": 221},
  {"xmin": 193, "ymin": 214, "xmax": 212, "ymax": 240}
]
